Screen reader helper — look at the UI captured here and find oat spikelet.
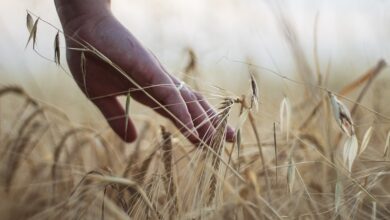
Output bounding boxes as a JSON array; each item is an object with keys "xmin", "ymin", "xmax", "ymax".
[
  {"xmin": 287, "ymin": 158, "xmax": 296, "ymax": 194},
  {"xmin": 372, "ymin": 201, "xmax": 377, "ymax": 220},
  {"xmin": 280, "ymin": 96, "xmax": 291, "ymax": 141},
  {"xmin": 328, "ymin": 92, "xmax": 355, "ymax": 136},
  {"xmin": 343, "ymin": 135, "xmax": 358, "ymax": 172},
  {"xmin": 359, "ymin": 126, "xmax": 373, "ymax": 156},
  {"xmin": 54, "ymin": 31, "xmax": 60, "ymax": 65},
  {"xmin": 80, "ymin": 52, "xmax": 89, "ymax": 97},
  {"xmin": 208, "ymin": 98, "xmax": 234, "ymax": 205},
  {"xmin": 26, "ymin": 12, "xmax": 34, "ymax": 33},
  {"xmin": 26, "ymin": 17, "xmax": 39, "ymax": 49},
  {"xmin": 160, "ymin": 126, "xmax": 178, "ymax": 218},
  {"xmin": 335, "ymin": 176, "xmax": 343, "ymax": 214},
  {"xmin": 124, "ymin": 90, "xmax": 131, "ymax": 141},
  {"xmin": 383, "ymin": 131, "xmax": 390, "ymax": 158},
  {"xmin": 273, "ymin": 122, "xmax": 278, "ymax": 183},
  {"xmin": 250, "ymin": 73, "xmax": 259, "ymax": 112}
]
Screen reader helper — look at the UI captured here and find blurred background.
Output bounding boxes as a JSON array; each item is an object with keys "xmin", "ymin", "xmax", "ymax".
[{"xmin": 0, "ymin": 0, "xmax": 390, "ymax": 126}]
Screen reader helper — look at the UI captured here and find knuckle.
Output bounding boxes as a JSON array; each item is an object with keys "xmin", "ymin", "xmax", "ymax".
[{"xmin": 161, "ymin": 86, "xmax": 179, "ymax": 103}]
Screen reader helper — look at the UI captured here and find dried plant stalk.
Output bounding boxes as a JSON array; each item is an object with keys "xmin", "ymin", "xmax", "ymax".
[
  {"xmin": 208, "ymin": 98, "xmax": 234, "ymax": 205},
  {"xmin": 160, "ymin": 126, "xmax": 178, "ymax": 218},
  {"xmin": 339, "ymin": 60, "xmax": 387, "ymax": 96}
]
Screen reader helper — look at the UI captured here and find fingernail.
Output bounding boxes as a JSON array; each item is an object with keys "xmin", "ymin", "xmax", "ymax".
[
  {"xmin": 227, "ymin": 126, "xmax": 234, "ymax": 135},
  {"xmin": 226, "ymin": 126, "xmax": 235, "ymax": 142}
]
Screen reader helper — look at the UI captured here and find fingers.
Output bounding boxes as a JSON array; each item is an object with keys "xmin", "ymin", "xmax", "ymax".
[
  {"xmin": 169, "ymin": 76, "xmax": 234, "ymax": 143},
  {"xmin": 92, "ymin": 96, "xmax": 137, "ymax": 143},
  {"xmin": 122, "ymin": 50, "xmax": 232, "ymax": 144},
  {"xmin": 193, "ymin": 91, "xmax": 235, "ymax": 142},
  {"xmin": 178, "ymin": 87, "xmax": 216, "ymax": 144},
  {"xmin": 146, "ymin": 69, "xmax": 199, "ymax": 139}
]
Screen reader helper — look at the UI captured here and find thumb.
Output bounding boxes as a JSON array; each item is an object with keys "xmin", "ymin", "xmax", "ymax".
[{"xmin": 92, "ymin": 97, "xmax": 137, "ymax": 143}]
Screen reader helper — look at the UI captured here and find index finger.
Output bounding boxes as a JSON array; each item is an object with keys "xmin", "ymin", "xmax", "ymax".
[{"xmin": 144, "ymin": 66, "xmax": 199, "ymax": 140}]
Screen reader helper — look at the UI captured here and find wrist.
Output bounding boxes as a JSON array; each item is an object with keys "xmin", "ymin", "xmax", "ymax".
[{"xmin": 54, "ymin": 0, "xmax": 111, "ymax": 31}]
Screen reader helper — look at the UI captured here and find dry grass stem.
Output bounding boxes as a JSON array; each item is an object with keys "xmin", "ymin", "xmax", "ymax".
[{"xmin": 3, "ymin": 11, "xmax": 390, "ymax": 220}]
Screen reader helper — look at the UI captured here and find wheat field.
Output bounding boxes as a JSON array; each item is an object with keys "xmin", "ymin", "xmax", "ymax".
[{"xmin": 1, "ymin": 6, "xmax": 390, "ymax": 220}]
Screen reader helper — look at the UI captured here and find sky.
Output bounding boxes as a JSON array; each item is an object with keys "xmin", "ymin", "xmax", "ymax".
[{"xmin": 1, "ymin": 0, "xmax": 390, "ymax": 84}]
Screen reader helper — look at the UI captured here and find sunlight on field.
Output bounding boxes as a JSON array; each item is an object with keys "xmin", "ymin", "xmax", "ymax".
[{"xmin": 0, "ymin": 0, "xmax": 390, "ymax": 219}]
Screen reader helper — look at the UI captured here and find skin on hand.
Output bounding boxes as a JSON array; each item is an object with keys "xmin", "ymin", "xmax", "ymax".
[{"xmin": 54, "ymin": 0, "xmax": 234, "ymax": 144}]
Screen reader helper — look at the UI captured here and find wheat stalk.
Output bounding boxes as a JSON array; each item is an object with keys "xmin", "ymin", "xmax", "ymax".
[
  {"xmin": 208, "ymin": 98, "xmax": 234, "ymax": 205},
  {"xmin": 160, "ymin": 126, "xmax": 178, "ymax": 218}
]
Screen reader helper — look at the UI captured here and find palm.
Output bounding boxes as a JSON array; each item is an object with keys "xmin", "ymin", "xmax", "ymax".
[{"xmin": 62, "ymin": 13, "xmax": 233, "ymax": 144}]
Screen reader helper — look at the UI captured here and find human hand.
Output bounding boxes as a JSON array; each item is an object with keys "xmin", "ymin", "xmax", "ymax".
[{"xmin": 55, "ymin": 0, "xmax": 234, "ymax": 144}]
